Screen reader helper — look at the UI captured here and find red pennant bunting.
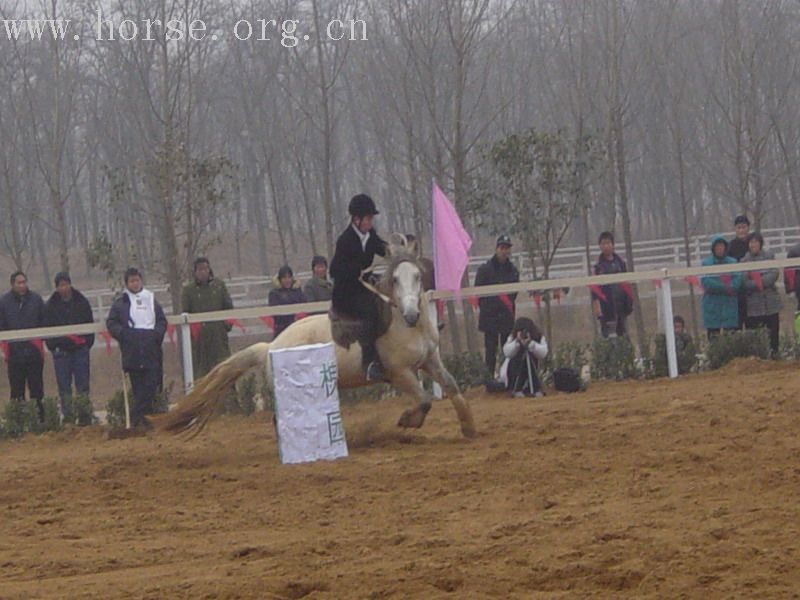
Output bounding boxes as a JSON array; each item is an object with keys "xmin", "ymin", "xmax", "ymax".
[
  {"xmin": 435, "ymin": 299, "xmax": 445, "ymax": 321},
  {"xmin": 654, "ymin": 279, "xmax": 662, "ymax": 289},
  {"xmin": 190, "ymin": 322, "xmax": 203, "ymax": 342},
  {"xmin": 166, "ymin": 324, "xmax": 176, "ymax": 346},
  {"xmin": 499, "ymin": 294, "xmax": 514, "ymax": 314},
  {"xmin": 99, "ymin": 331, "xmax": 113, "ymax": 355},
  {"xmin": 620, "ymin": 282, "xmax": 635, "ymax": 301},
  {"xmin": 226, "ymin": 318, "xmax": 247, "ymax": 332},
  {"xmin": 67, "ymin": 334, "xmax": 86, "ymax": 346},
  {"xmin": 684, "ymin": 276, "xmax": 703, "ymax": 291},
  {"xmin": 750, "ymin": 271, "xmax": 764, "ymax": 291},
  {"xmin": 553, "ymin": 289, "xmax": 561, "ymax": 304},
  {"xmin": 467, "ymin": 296, "xmax": 479, "ymax": 310},
  {"xmin": 533, "ymin": 294, "xmax": 542, "ymax": 308},
  {"xmin": 295, "ymin": 313, "xmax": 307, "ymax": 322},
  {"xmin": 785, "ymin": 268, "xmax": 796, "ymax": 292},
  {"xmin": 589, "ymin": 285, "xmax": 607, "ymax": 303},
  {"xmin": 1, "ymin": 341, "xmax": 9, "ymax": 361},
  {"xmin": 259, "ymin": 315, "xmax": 275, "ymax": 331},
  {"xmin": 30, "ymin": 338, "xmax": 45, "ymax": 360},
  {"xmin": 720, "ymin": 274, "xmax": 732, "ymax": 287}
]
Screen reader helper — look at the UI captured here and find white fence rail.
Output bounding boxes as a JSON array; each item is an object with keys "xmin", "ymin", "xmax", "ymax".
[
  {"xmin": 4, "ymin": 258, "xmax": 800, "ymax": 394},
  {"xmin": 74, "ymin": 225, "xmax": 800, "ymax": 318}
]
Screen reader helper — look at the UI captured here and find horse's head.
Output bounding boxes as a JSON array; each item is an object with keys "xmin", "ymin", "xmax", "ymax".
[{"xmin": 383, "ymin": 235, "xmax": 424, "ymax": 327}]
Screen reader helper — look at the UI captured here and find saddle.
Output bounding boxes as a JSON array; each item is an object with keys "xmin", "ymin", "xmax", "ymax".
[{"xmin": 328, "ymin": 299, "xmax": 392, "ymax": 350}]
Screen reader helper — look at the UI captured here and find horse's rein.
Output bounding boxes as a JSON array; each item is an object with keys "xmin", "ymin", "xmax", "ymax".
[{"xmin": 360, "ymin": 265, "xmax": 395, "ymax": 306}]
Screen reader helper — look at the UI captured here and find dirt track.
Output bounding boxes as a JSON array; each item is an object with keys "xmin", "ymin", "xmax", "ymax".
[{"xmin": 2, "ymin": 358, "xmax": 800, "ymax": 599}]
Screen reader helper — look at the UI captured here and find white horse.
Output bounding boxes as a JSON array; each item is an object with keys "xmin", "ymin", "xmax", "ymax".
[{"xmin": 152, "ymin": 240, "xmax": 476, "ymax": 438}]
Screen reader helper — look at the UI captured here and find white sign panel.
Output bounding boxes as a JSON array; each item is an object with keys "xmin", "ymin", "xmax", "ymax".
[{"xmin": 270, "ymin": 342, "xmax": 348, "ymax": 464}]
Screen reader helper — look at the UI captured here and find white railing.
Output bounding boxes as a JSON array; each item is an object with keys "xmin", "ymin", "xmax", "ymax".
[
  {"xmin": 4, "ymin": 257, "xmax": 800, "ymax": 399},
  {"xmin": 75, "ymin": 225, "xmax": 800, "ymax": 318}
]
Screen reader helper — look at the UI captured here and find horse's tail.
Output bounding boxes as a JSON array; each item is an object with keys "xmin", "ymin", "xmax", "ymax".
[{"xmin": 149, "ymin": 342, "xmax": 270, "ymax": 437}]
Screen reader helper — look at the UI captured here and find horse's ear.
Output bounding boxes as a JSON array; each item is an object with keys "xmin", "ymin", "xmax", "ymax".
[
  {"xmin": 406, "ymin": 239, "xmax": 420, "ymax": 257},
  {"xmin": 386, "ymin": 233, "xmax": 407, "ymax": 257}
]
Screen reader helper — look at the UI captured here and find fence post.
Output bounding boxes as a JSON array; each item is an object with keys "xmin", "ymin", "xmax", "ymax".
[
  {"xmin": 427, "ymin": 297, "xmax": 443, "ymax": 399},
  {"xmin": 180, "ymin": 313, "xmax": 194, "ymax": 393},
  {"xmin": 660, "ymin": 269, "xmax": 679, "ymax": 378}
]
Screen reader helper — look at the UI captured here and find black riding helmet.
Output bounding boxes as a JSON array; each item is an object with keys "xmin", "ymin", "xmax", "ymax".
[{"xmin": 348, "ymin": 194, "xmax": 379, "ymax": 217}]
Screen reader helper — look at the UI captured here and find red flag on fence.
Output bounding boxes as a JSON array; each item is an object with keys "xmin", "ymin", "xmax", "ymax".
[
  {"xmin": 295, "ymin": 313, "xmax": 308, "ymax": 322},
  {"xmin": 190, "ymin": 322, "xmax": 203, "ymax": 342},
  {"xmin": 720, "ymin": 274, "xmax": 732, "ymax": 289},
  {"xmin": 67, "ymin": 334, "xmax": 86, "ymax": 346},
  {"xmin": 553, "ymin": 289, "xmax": 562, "ymax": 304},
  {"xmin": 654, "ymin": 279, "xmax": 662, "ymax": 289},
  {"xmin": 259, "ymin": 315, "xmax": 275, "ymax": 331},
  {"xmin": 1, "ymin": 341, "xmax": 8, "ymax": 361},
  {"xmin": 685, "ymin": 276, "xmax": 703, "ymax": 292},
  {"xmin": 588, "ymin": 285, "xmax": 607, "ymax": 303},
  {"xmin": 436, "ymin": 299, "xmax": 445, "ymax": 321},
  {"xmin": 226, "ymin": 318, "xmax": 247, "ymax": 332},
  {"xmin": 784, "ymin": 268, "xmax": 797, "ymax": 293},
  {"xmin": 533, "ymin": 293, "xmax": 542, "ymax": 309},
  {"xmin": 99, "ymin": 331, "xmax": 113, "ymax": 355},
  {"xmin": 749, "ymin": 271, "xmax": 764, "ymax": 291},
  {"xmin": 467, "ymin": 296, "xmax": 479, "ymax": 311},
  {"xmin": 620, "ymin": 282, "xmax": 635, "ymax": 302},
  {"xmin": 499, "ymin": 294, "xmax": 514, "ymax": 314},
  {"xmin": 166, "ymin": 324, "xmax": 176, "ymax": 346}
]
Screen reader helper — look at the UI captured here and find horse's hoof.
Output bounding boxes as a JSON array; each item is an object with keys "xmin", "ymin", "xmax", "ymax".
[
  {"xmin": 460, "ymin": 424, "xmax": 477, "ymax": 438},
  {"xmin": 397, "ymin": 408, "xmax": 425, "ymax": 429}
]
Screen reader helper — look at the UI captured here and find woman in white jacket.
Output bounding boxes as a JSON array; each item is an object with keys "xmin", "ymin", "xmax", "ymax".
[{"xmin": 499, "ymin": 317, "xmax": 548, "ymax": 397}]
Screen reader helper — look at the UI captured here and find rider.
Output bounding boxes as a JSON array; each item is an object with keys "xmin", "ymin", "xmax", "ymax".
[{"xmin": 330, "ymin": 194, "xmax": 387, "ymax": 381}]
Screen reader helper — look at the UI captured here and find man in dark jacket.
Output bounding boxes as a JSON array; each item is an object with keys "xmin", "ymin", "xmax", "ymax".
[
  {"xmin": 728, "ymin": 215, "xmax": 751, "ymax": 328},
  {"xmin": 785, "ymin": 241, "xmax": 800, "ymax": 310},
  {"xmin": 475, "ymin": 235, "xmax": 520, "ymax": 379},
  {"xmin": 106, "ymin": 268, "xmax": 167, "ymax": 428},
  {"xmin": 43, "ymin": 272, "xmax": 95, "ymax": 415},
  {"xmin": 303, "ymin": 256, "xmax": 333, "ymax": 303},
  {"xmin": 591, "ymin": 231, "xmax": 633, "ymax": 338},
  {"xmin": 330, "ymin": 194, "xmax": 387, "ymax": 381},
  {"xmin": 269, "ymin": 265, "xmax": 307, "ymax": 338},
  {"xmin": 181, "ymin": 257, "xmax": 234, "ymax": 379},
  {"xmin": 0, "ymin": 271, "xmax": 46, "ymax": 421}
]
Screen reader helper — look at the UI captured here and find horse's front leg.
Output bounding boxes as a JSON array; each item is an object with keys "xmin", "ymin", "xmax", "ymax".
[
  {"xmin": 391, "ymin": 369, "xmax": 434, "ymax": 429},
  {"xmin": 422, "ymin": 352, "xmax": 477, "ymax": 438}
]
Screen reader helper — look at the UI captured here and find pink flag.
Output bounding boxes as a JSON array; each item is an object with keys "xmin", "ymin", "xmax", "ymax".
[{"xmin": 432, "ymin": 182, "xmax": 472, "ymax": 292}]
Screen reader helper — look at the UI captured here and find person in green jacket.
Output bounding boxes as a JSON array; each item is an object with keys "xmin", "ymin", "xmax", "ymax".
[
  {"xmin": 701, "ymin": 236, "xmax": 743, "ymax": 340},
  {"xmin": 181, "ymin": 257, "xmax": 234, "ymax": 378}
]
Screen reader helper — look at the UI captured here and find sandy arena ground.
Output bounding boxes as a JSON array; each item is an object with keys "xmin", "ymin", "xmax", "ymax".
[{"xmin": 1, "ymin": 358, "xmax": 799, "ymax": 599}]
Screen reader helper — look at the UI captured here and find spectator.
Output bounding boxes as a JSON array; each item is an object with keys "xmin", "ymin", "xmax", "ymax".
[
  {"xmin": 43, "ymin": 272, "xmax": 95, "ymax": 416},
  {"xmin": 303, "ymin": 256, "xmax": 333, "ymax": 303},
  {"xmin": 784, "ymin": 242, "xmax": 800, "ymax": 338},
  {"xmin": 499, "ymin": 317, "xmax": 548, "ymax": 397},
  {"xmin": 330, "ymin": 194, "xmax": 387, "ymax": 381},
  {"xmin": 728, "ymin": 215, "xmax": 750, "ymax": 261},
  {"xmin": 475, "ymin": 234, "xmax": 519, "ymax": 380},
  {"xmin": 181, "ymin": 257, "xmax": 233, "ymax": 379},
  {"xmin": 701, "ymin": 235, "xmax": 743, "ymax": 339},
  {"xmin": 741, "ymin": 232, "xmax": 782, "ymax": 355},
  {"xmin": 728, "ymin": 215, "xmax": 751, "ymax": 328},
  {"xmin": 269, "ymin": 265, "xmax": 307, "ymax": 339},
  {"xmin": 106, "ymin": 268, "xmax": 167, "ymax": 429},
  {"xmin": 591, "ymin": 232, "xmax": 633, "ymax": 338},
  {"xmin": 0, "ymin": 271, "xmax": 45, "ymax": 422},
  {"xmin": 672, "ymin": 315, "xmax": 695, "ymax": 375}
]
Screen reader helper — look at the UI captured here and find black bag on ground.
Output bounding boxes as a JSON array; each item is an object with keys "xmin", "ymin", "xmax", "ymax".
[
  {"xmin": 485, "ymin": 379, "xmax": 506, "ymax": 393},
  {"xmin": 553, "ymin": 367, "xmax": 584, "ymax": 393}
]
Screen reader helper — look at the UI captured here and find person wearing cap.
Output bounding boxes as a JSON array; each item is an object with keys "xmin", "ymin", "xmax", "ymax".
[
  {"xmin": 329, "ymin": 193, "xmax": 387, "ymax": 381},
  {"xmin": 728, "ymin": 215, "xmax": 751, "ymax": 329},
  {"xmin": 591, "ymin": 231, "xmax": 633, "ymax": 338},
  {"xmin": 106, "ymin": 268, "xmax": 168, "ymax": 429},
  {"xmin": 475, "ymin": 234, "xmax": 520, "ymax": 380},
  {"xmin": 181, "ymin": 257, "xmax": 234, "ymax": 379},
  {"xmin": 0, "ymin": 271, "xmax": 46, "ymax": 422},
  {"xmin": 741, "ymin": 232, "xmax": 782, "ymax": 355},
  {"xmin": 269, "ymin": 265, "xmax": 307, "ymax": 339},
  {"xmin": 43, "ymin": 272, "xmax": 95, "ymax": 415},
  {"xmin": 303, "ymin": 255, "xmax": 333, "ymax": 304}
]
